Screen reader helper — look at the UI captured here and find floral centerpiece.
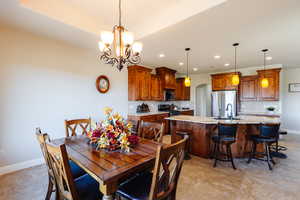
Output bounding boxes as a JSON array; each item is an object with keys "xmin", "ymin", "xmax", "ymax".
[{"xmin": 88, "ymin": 107, "xmax": 139, "ymax": 152}]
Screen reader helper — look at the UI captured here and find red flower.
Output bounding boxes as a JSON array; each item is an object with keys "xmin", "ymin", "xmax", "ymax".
[
  {"xmin": 92, "ymin": 129, "xmax": 102, "ymax": 138},
  {"xmin": 128, "ymin": 135, "xmax": 139, "ymax": 145}
]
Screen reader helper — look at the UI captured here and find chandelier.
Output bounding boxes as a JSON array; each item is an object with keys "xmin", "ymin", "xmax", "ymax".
[{"xmin": 98, "ymin": 0, "xmax": 143, "ymax": 71}]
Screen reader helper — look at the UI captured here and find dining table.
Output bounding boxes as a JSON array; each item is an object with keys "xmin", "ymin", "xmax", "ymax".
[{"xmin": 52, "ymin": 135, "xmax": 159, "ymax": 200}]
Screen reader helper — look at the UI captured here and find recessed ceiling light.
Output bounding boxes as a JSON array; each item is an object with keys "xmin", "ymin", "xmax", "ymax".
[
  {"xmin": 193, "ymin": 68, "xmax": 198, "ymax": 71},
  {"xmin": 214, "ymin": 55, "xmax": 221, "ymax": 59},
  {"xmin": 179, "ymin": 62, "xmax": 184, "ymax": 66},
  {"xmin": 159, "ymin": 54, "xmax": 165, "ymax": 58},
  {"xmin": 224, "ymin": 63, "xmax": 230, "ymax": 67},
  {"xmin": 266, "ymin": 56, "xmax": 272, "ymax": 61}
]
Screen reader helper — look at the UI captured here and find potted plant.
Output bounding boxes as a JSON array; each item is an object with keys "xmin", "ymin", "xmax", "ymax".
[{"xmin": 266, "ymin": 106, "xmax": 276, "ymax": 114}]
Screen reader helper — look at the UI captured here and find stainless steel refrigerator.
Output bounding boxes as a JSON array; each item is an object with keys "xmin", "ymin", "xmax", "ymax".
[{"xmin": 211, "ymin": 90, "xmax": 237, "ymax": 118}]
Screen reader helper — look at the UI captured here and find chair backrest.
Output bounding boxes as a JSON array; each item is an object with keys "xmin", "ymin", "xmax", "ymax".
[
  {"xmin": 149, "ymin": 136, "xmax": 188, "ymax": 200},
  {"xmin": 259, "ymin": 124, "xmax": 280, "ymax": 138},
  {"xmin": 65, "ymin": 118, "xmax": 91, "ymax": 137},
  {"xmin": 46, "ymin": 142, "xmax": 80, "ymax": 200},
  {"xmin": 138, "ymin": 121, "xmax": 165, "ymax": 143},
  {"xmin": 218, "ymin": 124, "xmax": 237, "ymax": 137},
  {"xmin": 35, "ymin": 128, "xmax": 52, "ymax": 169},
  {"xmin": 127, "ymin": 120, "xmax": 140, "ymax": 135}
]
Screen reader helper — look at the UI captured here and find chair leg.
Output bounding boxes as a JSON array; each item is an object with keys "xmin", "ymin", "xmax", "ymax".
[
  {"xmin": 213, "ymin": 143, "xmax": 219, "ymax": 168},
  {"xmin": 45, "ymin": 176, "xmax": 54, "ymax": 200},
  {"xmin": 227, "ymin": 144, "xmax": 236, "ymax": 170},
  {"xmin": 265, "ymin": 142, "xmax": 273, "ymax": 170}
]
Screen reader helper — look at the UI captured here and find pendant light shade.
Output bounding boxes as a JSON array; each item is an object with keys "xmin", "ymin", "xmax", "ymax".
[
  {"xmin": 232, "ymin": 43, "xmax": 240, "ymax": 86},
  {"xmin": 184, "ymin": 77, "xmax": 191, "ymax": 87},
  {"xmin": 261, "ymin": 49, "xmax": 269, "ymax": 88},
  {"xmin": 261, "ymin": 78, "xmax": 269, "ymax": 88},
  {"xmin": 184, "ymin": 48, "xmax": 191, "ymax": 87},
  {"xmin": 232, "ymin": 74, "xmax": 240, "ymax": 85}
]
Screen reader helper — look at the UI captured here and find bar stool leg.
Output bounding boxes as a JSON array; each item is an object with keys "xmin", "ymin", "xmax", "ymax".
[
  {"xmin": 227, "ymin": 144, "xmax": 236, "ymax": 170},
  {"xmin": 265, "ymin": 142, "xmax": 273, "ymax": 171},
  {"xmin": 213, "ymin": 142, "xmax": 219, "ymax": 168},
  {"xmin": 247, "ymin": 141, "xmax": 256, "ymax": 164}
]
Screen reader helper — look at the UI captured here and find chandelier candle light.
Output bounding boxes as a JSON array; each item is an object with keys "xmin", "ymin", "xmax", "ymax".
[
  {"xmin": 261, "ymin": 49, "xmax": 269, "ymax": 88},
  {"xmin": 232, "ymin": 43, "xmax": 240, "ymax": 86},
  {"xmin": 98, "ymin": 0, "xmax": 143, "ymax": 71},
  {"xmin": 184, "ymin": 48, "xmax": 191, "ymax": 87}
]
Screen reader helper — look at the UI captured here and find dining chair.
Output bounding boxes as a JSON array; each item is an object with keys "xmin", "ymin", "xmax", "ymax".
[
  {"xmin": 36, "ymin": 128, "xmax": 87, "ymax": 200},
  {"xmin": 46, "ymin": 142, "xmax": 103, "ymax": 200},
  {"xmin": 127, "ymin": 120, "xmax": 140, "ymax": 135},
  {"xmin": 138, "ymin": 121, "xmax": 165, "ymax": 143},
  {"xmin": 116, "ymin": 135, "xmax": 188, "ymax": 200},
  {"xmin": 65, "ymin": 118, "xmax": 91, "ymax": 137}
]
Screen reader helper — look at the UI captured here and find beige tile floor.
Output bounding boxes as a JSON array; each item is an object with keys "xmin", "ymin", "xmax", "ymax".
[{"xmin": 1, "ymin": 134, "xmax": 300, "ymax": 200}]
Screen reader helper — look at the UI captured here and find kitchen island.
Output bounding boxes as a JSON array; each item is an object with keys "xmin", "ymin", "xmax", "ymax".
[{"xmin": 167, "ymin": 115, "xmax": 280, "ymax": 158}]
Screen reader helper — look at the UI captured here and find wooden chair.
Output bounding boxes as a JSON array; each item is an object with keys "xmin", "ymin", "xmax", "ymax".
[
  {"xmin": 116, "ymin": 136, "xmax": 188, "ymax": 200},
  {"xmin": 138, "ymin": 121, "xmax": 165, "ymax": 143},
  {"xmin": 46, "ymin": 142, "xmax": 103, "ymax": 200},
  {"xmin": 127, "ymin": 120, "xmax": 140, "ymax": 135},
  {"xmin": 36, "ymin": 128, "xmax": 56, "ymax": 200},
  {"xmin": 36, "ymin": 128, "xmax": 87, "ymax": 200},
  {"xmin": 65, "ymin": 118, "xmax": 91, "ymax": 137}
]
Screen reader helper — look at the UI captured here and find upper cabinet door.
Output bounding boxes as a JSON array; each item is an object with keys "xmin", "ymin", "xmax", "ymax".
[
  {"xmin": 150, "ymin": 75, "xmax": 163, "ymax": 101},
  {"xmin": 175, "ymin": 78, "xmax": 190, "ymax": 101},
  {"xmin": 240, "ymin": 76, "xmax": 258, "ymax": 101},
  {"xmin": 156, "ymin": 67, "xmax": 177, "ymax": 90},
  {"xmin": 257, "ymin": 68, "xmax": 281, "ymax": 101},
  {"xmin": 128, "ymin": 65, "xmax": 152, "ymax": 101}
]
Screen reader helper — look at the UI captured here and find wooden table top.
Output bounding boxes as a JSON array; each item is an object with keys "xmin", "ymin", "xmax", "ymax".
[{"xmin": 52, "ymin": 135, "xmax": 159, "ymax": 184}]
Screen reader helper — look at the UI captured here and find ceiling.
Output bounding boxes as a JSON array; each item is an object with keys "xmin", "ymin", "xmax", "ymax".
[{"xmin": 1, "ymin": 0, "xmax": 300, "ymax": 73}]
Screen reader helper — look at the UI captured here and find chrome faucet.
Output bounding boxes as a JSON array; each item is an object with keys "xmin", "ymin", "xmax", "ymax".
[{"xmin": 226, "ymin": 103, "xmax": 233, "ymax": 120}]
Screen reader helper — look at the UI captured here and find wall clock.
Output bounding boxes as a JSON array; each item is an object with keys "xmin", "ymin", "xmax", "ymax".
[{"xmin": 96, "ymin": 75, "xmax": 110, "ymax": 93}]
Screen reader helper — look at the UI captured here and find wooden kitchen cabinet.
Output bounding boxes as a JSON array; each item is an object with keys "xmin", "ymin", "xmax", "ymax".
[
  {"xmin": 180, "ymin": 110, "xmax": 194, "ymax": 115},
  {"xmin": 211, "ymin": 72, "xmax": 241, "ymax": 91},
  {"xmin": 150, "ymin": 75, "xmax": 163, "ymax": 101},
  {"xmin": 175, "ymin": 78, "xmax": 190, "ymax": 100},
  {"xmin": 257, "ymin": 68, "xmax": 281, "ymax": 101},
  {"xmin": 156, "ymin": 67, "xmax": 177, "ymax": 90},
  {"xmin": 240, "ymin": 75, "xmax": 258, "ymax": 101},
  {"xmin": 128, "ymin": 65, "xmax": 152, "ymax": 101}
]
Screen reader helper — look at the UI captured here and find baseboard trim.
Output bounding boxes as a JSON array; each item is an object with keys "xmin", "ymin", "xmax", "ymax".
[
  {"xmin": 0, "ymin": 158, "xmax": 44, "ymax": 176},
  {"xmin": 281, "ymin": 129, "xmax": 300, "ymax": 135}
]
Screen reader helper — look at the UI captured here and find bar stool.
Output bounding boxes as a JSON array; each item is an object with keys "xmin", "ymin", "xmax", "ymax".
[
  {"xmin": 270, "ymin": 130, "xmax": 288, "ymax": 159},
  {"xmin": 247, "ymin": 124, "xmax": 280, "ymax": 170},
  {"xmin": 176, "ymin": 130, "xmax": 191, "ymax": 160},
  {"xmin": 212, "ymin": 124, "xmax": 237, "ymax": 170}
]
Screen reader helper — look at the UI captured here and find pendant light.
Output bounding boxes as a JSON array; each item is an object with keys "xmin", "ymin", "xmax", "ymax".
[
  {"xmin": 184, "ymin": 48, "xmax": 191, "ymax": 87},
  {"xmin": 261, "ymin": 49, "xmax": 269, "ymax": 88},
  {"xmin": 231, "ymin": 43, "xmax": 240, "ymax": 86}
]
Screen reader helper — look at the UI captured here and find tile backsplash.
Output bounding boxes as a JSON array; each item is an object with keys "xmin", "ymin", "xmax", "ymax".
[
  {"xmin": 240, "ymin": 101, "xmax": 281, "ymax": 114},
  {"xmin": 128, "ymin": 101, "xmax": 193, "ymax": 113}
]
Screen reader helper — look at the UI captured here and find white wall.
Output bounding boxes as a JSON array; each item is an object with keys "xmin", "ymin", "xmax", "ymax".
[
  {"xmin": 281, "ymin": 68, "xmax": 300, "ymax": 133},
  {"xmin": 0, "ymin": 25, "xmax": 129, "ymax": 167}
]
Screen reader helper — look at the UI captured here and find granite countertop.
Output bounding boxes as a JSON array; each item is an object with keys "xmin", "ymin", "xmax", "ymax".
[
  {"xmin": 128, "ymin": 111, "xmax": 169, "ymax": 117},
  {"xmin": 238, "ymin": 112, "xmax": 281, "ymax": 117},
  {"xmin": 166, "ymin": 115, "xmax": 281, "ymax": 124}
]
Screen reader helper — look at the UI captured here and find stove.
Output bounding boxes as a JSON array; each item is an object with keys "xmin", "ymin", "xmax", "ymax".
[{"xmin": 158, "ymin": 104, "xmax": 181, "ymax": 116}]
